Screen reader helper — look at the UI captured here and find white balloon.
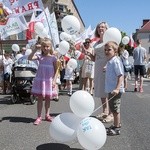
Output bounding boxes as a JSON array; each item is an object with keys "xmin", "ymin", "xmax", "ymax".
[
  {"xmin": 122, "ymin": 36, "xmax": 130, "ymax": 45},
  {"xmin": 70, "ymin": 90, "xmax": 95, "ymax": 118},
  {"xmin": 60, "ymin": 32, "xmax": 72, "ymax": 41},
  {"xmin": 55, "ymin": 47, "xmax": 59, "ymax": 52},
  {"xmin": 67, "ymin": 58, "xmax": 78, "ymax": 69},
  {"xmin": 62, "ymin": 15, "xmax": 81, "ymax": 35},
  {"xmin": 77, "ymin": 117, "xmax": 107, "ymax": 150},
  {"xmin": 49, "ymin": 112, "xmax": 82, "ymax": 143},
  {"xmin": 38, "ymin": 28, "xmax": 49, "ymax": 38},
  {"xmin": 58, "ymin": 40, "xmax": 70, "ymax": 55},
  {"xmin": 71, "ymin": 34, "xmax": 77, "ymax": 42},
  {"xmin": 26, "ymin": 44, "xmax": 30, "ymax": 49},
  {"xmin": 103, "ymin": 27, "xmax": 122, "ymax": 45},
  {"xmin": 25, "ymin": 49, "xmax": 32, "ymax": 56},
  {"xmin": 12, "ymin": 44, "xmax": 20, "ymax": 52},
  {"xmin": 15, "ymin": 54, "xmax": 23, "ymax": 60},
  {"xmin": 34, "ymin": 22, "xmax": 44, "ymax": 33}
]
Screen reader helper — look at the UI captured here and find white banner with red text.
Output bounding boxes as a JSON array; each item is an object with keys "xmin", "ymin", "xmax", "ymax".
[{"xmin": 2, "ymin": 0, "xmax": 44, "ymax": 15}]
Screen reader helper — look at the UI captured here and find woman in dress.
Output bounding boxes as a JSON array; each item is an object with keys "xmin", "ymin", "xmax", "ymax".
[{"xmin": 87, "ymin": 22, "xmax": 113, "ymax": 122}]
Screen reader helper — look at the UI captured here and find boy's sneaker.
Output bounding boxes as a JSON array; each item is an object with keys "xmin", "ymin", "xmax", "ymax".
[{"xmin": 33, "ymin": 117, "xmax": 42, "ymax": 125}]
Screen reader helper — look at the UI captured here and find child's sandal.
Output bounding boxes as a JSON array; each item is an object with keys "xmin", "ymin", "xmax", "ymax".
[
  {"xmin": 45, "ymin": 115, "xmax": 53, "ymax": 122},
  {"xmin": 106, "ymin": 125, "xmax": 121, "ymax": 136},
  {"xmin": 33, "ymin": 117, "xmax": 42, "ymax": 125}
]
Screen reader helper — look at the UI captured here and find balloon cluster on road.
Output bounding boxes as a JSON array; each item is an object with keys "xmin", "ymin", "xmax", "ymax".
[{"xmin": 49, "ymin": 90, "xmax": 107, "ymax": 150}]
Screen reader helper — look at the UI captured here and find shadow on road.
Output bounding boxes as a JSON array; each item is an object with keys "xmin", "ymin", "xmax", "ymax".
[
  {"xmin": 1, "ymin": 116, "xmax": 34, "ymax": 123},
  {"xmin": 0, "ymin": 96, "xmax": 12, "ymax": 104},
  {"xmin": 36, "ymin": 143, "xmax": 82, "ymax": 150},
  {"xmin": 51, "ymin": 113, "xmax": 61, "ymax": 117}
]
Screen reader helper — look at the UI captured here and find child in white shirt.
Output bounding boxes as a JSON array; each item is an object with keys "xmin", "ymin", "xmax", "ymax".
[{"xmin": 104, "ymin": 41, "xmax": 124, "ymax": 136}]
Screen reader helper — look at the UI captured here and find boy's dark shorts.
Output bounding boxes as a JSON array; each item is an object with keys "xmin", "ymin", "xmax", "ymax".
[
  {"xmin": 108, "ymin": 92, "xmax": 122, "ymax": 113},
  {"xmin": 4, "ymin": 73, "xmax": 10, "ymax": 81},
  {"xmin": 134, "ymin": 65, "xmax": 146, "ymax": 76}
]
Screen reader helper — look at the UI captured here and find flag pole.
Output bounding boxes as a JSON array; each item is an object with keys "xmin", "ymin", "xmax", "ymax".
[{"xmin": 42, "ymin": 8, "xmax": 55, "ymax": 49}]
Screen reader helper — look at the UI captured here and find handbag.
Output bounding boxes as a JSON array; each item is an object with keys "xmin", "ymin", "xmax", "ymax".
[
  {"xmin": 85, "ymin": 60, "xmax": 94, "ymax": 77},
  {"xmin": 121, "ymin": 56, "xmax": 131, "ymax": 72},
  {"xmin": 124, "ymin": 64, "xmax": 132, "ymax": 72}
]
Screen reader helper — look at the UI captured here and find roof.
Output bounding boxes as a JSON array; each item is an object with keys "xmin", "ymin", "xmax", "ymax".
[{"xmin": 138, "ymin": 20, "xmax": 150, "ymax": 32}]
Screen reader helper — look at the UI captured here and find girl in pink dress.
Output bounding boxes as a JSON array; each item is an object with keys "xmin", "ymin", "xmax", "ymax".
[{"xmin": 28, "ymin": 38, "xmax": 58, "ymax": 125}]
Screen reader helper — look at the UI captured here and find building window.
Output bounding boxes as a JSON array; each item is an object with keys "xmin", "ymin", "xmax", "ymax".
[
  {"xmin": 18, "ymin": 31, "xmax": 26, "ymax": 40},
  {"xmin": 58, "ymin": 5, "xmax": 65, "ymax": 12}
]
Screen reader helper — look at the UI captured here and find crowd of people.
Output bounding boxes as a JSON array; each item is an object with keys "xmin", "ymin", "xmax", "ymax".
[
  {"xmin": 0, "ymin": 46, "xmax": 38, "ymax": 94},
  {"xmin": 0, "ymin": 22, "xmax": 148, "ymax": 136}
]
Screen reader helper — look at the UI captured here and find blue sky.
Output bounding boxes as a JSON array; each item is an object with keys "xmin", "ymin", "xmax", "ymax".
[{"xmin": 74, "ymin": 0, "xmax": 150, "ymax": 35}]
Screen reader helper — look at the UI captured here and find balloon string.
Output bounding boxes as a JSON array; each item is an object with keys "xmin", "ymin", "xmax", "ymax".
[{"xmin": 92, "ymin": 94, "xmax": 116, "ymax": 114}]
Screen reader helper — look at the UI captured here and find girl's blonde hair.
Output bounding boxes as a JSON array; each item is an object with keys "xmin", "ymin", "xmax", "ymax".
[{"xmin": 40, "ymin": 38, "xmax": 53, "ymax": 55}]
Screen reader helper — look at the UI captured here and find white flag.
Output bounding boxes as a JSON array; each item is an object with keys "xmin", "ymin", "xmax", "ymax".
[
  {"xmin": 50, "ymin": 12, "xmax": 60, "ymax": 48},
  {"xmin": 35, "ymin": 8, "xmax": 60, "ymax": 48},
  {"xmin": 74, "ymin": 25, "xmax": 92, "ymax": 45},
  {"xmin": 0, "ymin": 16, "xmax": 28, "ymax": 39},
  {"xmin": 129, "ymin": 34, "xmax": 135, "ymax": 47}
]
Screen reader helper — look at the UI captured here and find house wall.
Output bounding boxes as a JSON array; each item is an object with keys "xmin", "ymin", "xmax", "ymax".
[
  {"xmin": 60, "ymin": 0, "xmax": 85, "ymax": 32},
  {"xmin": 43, "ymin": 0, "xmax": 85, "ymax": 33}
]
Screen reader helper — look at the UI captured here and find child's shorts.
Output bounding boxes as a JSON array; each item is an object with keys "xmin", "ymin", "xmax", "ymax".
[
  {"xmin": 108, "ymin": 92, "xmax": 122, "ymax": 113},
  {"xmin": 4, "ymin": 73, "xmax": 10, "ymax": 81}
]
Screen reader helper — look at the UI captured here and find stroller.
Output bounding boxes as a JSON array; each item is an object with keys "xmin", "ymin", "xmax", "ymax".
[{"xmin": 11, "ymin": 66, "xmax": 37, "ymax": 104}]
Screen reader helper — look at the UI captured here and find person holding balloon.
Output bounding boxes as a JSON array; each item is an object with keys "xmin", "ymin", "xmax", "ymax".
[
  {"xmin": 104, "ymin": 41, "xmax": 124, "ymax": 135},
  {"xmin": 28, "ymin": 38, "xmax": 58, "ymax": 125},
  {"xmin": 87, "ymin": 22, "xmax": 113, "ymax": 123}
]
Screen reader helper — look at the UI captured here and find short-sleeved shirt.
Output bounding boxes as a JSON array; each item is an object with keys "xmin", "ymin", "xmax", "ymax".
[
  {"xmin": 105, "ymin": 56, "xmax": 124, "ymax": 93},
  {"xmin": 133, "ymin": 46, "xmax": 147, "ymax": 65}
]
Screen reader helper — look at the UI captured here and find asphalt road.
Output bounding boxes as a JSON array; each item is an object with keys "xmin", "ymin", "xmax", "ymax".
[{"xmin": 0, "ymin": 79, "xmax": 150, "ymax": 150}]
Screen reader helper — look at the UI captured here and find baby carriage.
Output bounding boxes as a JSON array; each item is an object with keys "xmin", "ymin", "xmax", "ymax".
[{"xmin": 11, "ymin": 65, "xmax": 37, "ymax": 104}]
